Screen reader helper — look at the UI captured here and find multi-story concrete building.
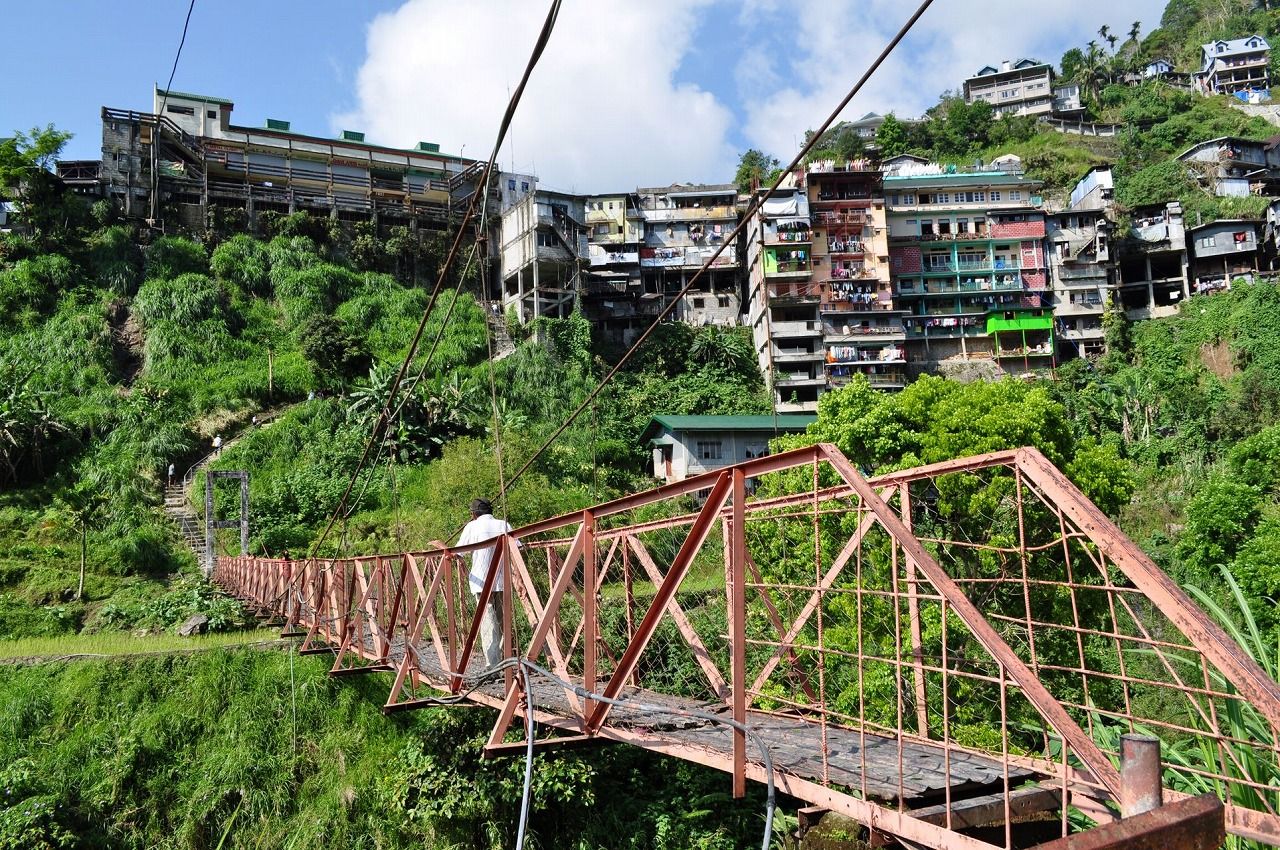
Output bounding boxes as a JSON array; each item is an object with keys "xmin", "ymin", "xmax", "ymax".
[
  {"xmin": 1116, "ymin": 202, "xmax": 1189, "ymax": 320},
  {"xmin": 498, "ymin": 187, "xmax": 588, "ymax": 320},
  {"xmin": 1187, "ymin": 219, "xmax": 1262, "ymax": 294},
  {"xmin": 637, "ymin": 183, "xmax": 743, "ymax": 327},
  {"xmin": 94, "ymin": 87, "xmax": 474, "ymax": 230},
  {"xmin": 746, "ymin": 179, "xmax": 823, "ymax": 412},
  {"xmin": 807, "ymin": 159, "xmax": 902, "ymax": 391},
  {"xmin": 885, "ymin": 159, "xmax": 1054, "ymax": 377},
  {"xmin": 580, "ymin": 193, "xmax": 648, "ymax": 343},
  {"xmin": 1047, "ymin": 168, "xmax": 1114, "ymax": 358},
  {"xmin": 1195, "ymin": 35, "xmax": 1270, "ymax": 97},
  {"xmin": 964, "ymin": 59, "xmax": 1055, "ymax": 117}
]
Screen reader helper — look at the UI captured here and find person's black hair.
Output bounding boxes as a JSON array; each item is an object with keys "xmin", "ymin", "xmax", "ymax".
[{"xmin": 470, "ymin": 498, "xmax": 493, "ymax": 516}]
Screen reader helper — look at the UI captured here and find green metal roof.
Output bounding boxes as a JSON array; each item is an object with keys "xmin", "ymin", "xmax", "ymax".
[
  {"xmin": 644, "ymin": 414, "xmax": 816, "ymax": 439},
  {"xmin": 156, "ymin": 88, "xmax": 233, "ymax": 105}
]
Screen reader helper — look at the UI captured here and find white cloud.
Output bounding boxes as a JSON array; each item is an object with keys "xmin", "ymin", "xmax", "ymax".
[
  {"xmin": 737, "ymin": 0, "xmax": 1169, "ymax": 160},
  {"xmin": 337, "ymin": 0, "xmax": 737, "ymax": 193}
]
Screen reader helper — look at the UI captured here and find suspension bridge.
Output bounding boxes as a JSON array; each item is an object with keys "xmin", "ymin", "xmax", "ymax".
[{"xmin": 213, "ymin": 443, "xmax": 1280, "ymax": 850}]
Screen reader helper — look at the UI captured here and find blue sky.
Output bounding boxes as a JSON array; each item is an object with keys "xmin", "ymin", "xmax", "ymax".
[{"xmin": 5, "ymin": 0, "xmax": 1169, "ymax": 191}]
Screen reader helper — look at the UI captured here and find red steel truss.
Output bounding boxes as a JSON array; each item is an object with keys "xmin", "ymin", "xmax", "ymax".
[{"xmin": 215, "ymin": 444, "xmax": 1274, "ymax": 849}]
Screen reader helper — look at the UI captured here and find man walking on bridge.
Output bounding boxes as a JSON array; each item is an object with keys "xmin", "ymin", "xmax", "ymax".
[{"xmin": 456, "ymin": 498, "xmax": 512, "ymax": 669}]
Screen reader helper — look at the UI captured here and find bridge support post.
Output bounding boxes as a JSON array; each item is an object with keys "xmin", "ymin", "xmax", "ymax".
[
  {"xmin": 204, "ymin": 470, "xmax": 250, "ymax": 577},
  {"xmin": 1120, "ymin": 733, "xmax": 1163, "ymax": 817},
  {"xmin": 730, "ymin": 468, "xmax": 747, "ymax": 798}
]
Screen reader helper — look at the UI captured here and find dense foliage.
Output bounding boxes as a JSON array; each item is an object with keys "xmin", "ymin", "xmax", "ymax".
[{"xmin": 0, "ymin": 649, "xmax": 778, "ymax": 850}]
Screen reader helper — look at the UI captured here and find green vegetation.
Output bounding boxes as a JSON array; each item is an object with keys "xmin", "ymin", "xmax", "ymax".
[
  {"xmin": 8, "ymin": 0, "xmax": 1280, "ymax": 843},
  {"xmin": 0, "ymin": 648, "xmax": 775, "ymax": 849}
]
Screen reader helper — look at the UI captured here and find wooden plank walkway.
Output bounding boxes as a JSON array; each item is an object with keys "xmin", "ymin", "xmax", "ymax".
[{"xmin": 323, "ymin": 626, "xmax": 1039, "ymax": 807}]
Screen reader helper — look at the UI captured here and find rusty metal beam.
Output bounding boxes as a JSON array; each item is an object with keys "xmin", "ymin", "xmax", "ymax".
[
  {"xmin": 586, "ymin": 472, "xmax": 733, "ymax": 732},
  {"xmin": 1016, "ymin": 446, "xmax": 1280, "ymax": 733},
  {"xmin": 819, "ymin": 443, "xmax": 1123, "ymax": 798},
  {"xmin": 1027, "ymin": 793, "xmax": 1223, "ymax": 850}
]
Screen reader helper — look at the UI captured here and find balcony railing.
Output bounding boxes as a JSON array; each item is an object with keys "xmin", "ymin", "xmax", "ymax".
[
  {"xmin": 765, "ymin": 260, "xmax": 812, "ymax": 277},
  {"xmin": 768, "ymin": 282, "xmax": 823, "ymax": 300},
  {"xmin": 826, "ymin": 240, "xmax": 867, "ymax": 254},
  {"xmin": 823, "ymin": 324, "xmax": 906, "ymax": 338},
  {"xmin": 821, "ymin": 298, "xmax": 896, "ymax": 313},
  {"xmin": 813, "ymin": 210, "xmax": 868, "ymax": 226},
  {"xmin": 989, "ymin": 221, "xmax": 1047, "ymax": 239},
  {"xmin": 765, "ymin": 230, "xmax": 812, "ymax": 245},
  {"xmin": 892, "ymin": 230, "xmax": 994, "ymax": 243},
  {"xmin": 641, "ymin": 205, "xmax": 738, "ymax": 222}
]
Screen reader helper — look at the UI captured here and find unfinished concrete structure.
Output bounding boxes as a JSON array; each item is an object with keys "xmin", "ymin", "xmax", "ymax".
[
  {"xmin": 1117, "ymin": 203, "xmax": 1190, "ymax": 320},
  {"xmin": 498, "ymin": 186, "xmax": 588, "ymax": 320},
  {"xmin": 1047, "ymin": 168, "xmax": 1114, "ymax": 358}
]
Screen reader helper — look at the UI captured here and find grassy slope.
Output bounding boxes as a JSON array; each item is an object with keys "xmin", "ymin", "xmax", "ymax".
[{"xmin": 0, "ymin": 646, "xmax": 774, "ymax": 850}]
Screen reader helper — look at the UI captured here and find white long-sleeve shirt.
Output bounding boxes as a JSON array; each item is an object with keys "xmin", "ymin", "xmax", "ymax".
[{"xmin": 455, "ymin": 513, "xmax": 513, "ymax": 593}]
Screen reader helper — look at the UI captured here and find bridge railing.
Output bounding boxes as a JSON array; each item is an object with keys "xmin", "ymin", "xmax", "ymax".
[{"xmin": 215, "ymin": 443, "xmax": 1280, "ymax": 849}]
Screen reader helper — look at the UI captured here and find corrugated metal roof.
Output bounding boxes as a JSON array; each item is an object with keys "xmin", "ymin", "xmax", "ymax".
[{"xmin": 645, "ymin": 414, "xmax": 816, "ymax": 436}]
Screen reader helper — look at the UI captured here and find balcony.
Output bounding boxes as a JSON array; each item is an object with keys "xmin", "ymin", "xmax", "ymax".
[
  {"xmin": 808, "ymin": 159, "xmax": 881, "ymax": 174},
  {"xmin": 642, "ymin": 205, "xmax": 738, "ymax": 222},
  {"xmin": 821, "ymin": 296, "xmax": 896, "ymax": 313},
  {"xmin": 825, "ymin": 349, "xmax": 906, "ymax": 366},
  {"xmin": 812, "ymin": 194, "xmax": 874, "ymax": 208},
  {"xmin": 825, "ymin": 240, "xmax": 868, "ymax": 255},
  {"xmin": 823, "ymin": 324, "xmax": 906, "ymax": 341},
  {"xmin": 813, "ymin": 210, "xmax": 868, "ymax": 227},
  {"xmin": 765, "ymin": 229, "xmax": 812, "ymax": 246},
  {"xmin": 773, "ymin": 349, "xmax": 823, "ymax": 364},
  {"xmin": 775, "ymin": 373, "xmax": 826, "ymax": 387},
  {"xmin": 828, "ymin": 370, "xmax": 907, "ymax": 388},
  {"xmin": 891, "ymin": 231, "xmax": 992, "ymax": 244},
  {"xmin": 589, "ymin": 250, "xmax": 639, "ymax": 267},
  {"xmin": 765, "ymin": 260, "xmax": 812, "ymax": 279},
  {"xmin": 989, "ymin": 220, "xmax": 1047, "ymax": 239},
  {"xmin": 826, "ymin": 267, "xmax": 881, "ymax": 282},
  {"xmin": 771, "ymin": 320, "xmax": 823, "ymax": 337},
  {"xmin": 768, "ymin": 282, "xmax": 823, "ymax": 301},
  {"xmin": 903, "ymin": 322, "xmax": 986, "ymax": 338}
]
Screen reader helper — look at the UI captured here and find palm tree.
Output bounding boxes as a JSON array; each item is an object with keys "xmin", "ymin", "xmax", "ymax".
[
  {"xmin": 1098, "ymin": 25, "xmax": 1111, "ymax": 50},
  {"xmin": 1106, "ymin": 34, "xmax": 1118, "ymax": 53},
  {"xmin": 1128, "ymin": 20, "xmax": 1141, "ymax": 44}
]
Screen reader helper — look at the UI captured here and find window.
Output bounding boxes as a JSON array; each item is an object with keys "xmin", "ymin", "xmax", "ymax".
[
  {"xmin": 166, "ymin": 105, "xmax": 195, "ymax": 115},
  {"xmin": 902, "ymin": 193, "xmax": 916, "ymax": 205},
  {"xmin": 974, "ymin": 191, "xmax": 986, "ymax": 202},
  {"xmin": 206, "ymin": 110, "xmax": 217, "ymax": 119},
  {"xmin": 521, "ymin": 181, "xmax": 529, "ymax": 191},
  {"xmin": 696, "ymin": 440, "xmax": 723, "ymax": 460},
  {"xmin": 508, "ymin": 179, "xmax": 516, "ymax": 190},
  {"xmin": 1010, "ymin": 191, "xmax": 1022, "ymax": 201},
  {"xmin": 937, "ymin": 193, "xmax": 950, "ymax": 204},
  {"xmin": 990, "ymin": 191, "xmax": 1002, "ymax": 201},
  {"xmin": 957, "ymin": 218, "xmax": 969, "ymax": 234}
]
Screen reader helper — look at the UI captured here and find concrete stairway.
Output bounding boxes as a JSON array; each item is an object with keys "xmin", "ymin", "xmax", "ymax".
[
  {"xmin": 164, "ymin": 482, "xmax": 206, "ymax": 564},
  {"xmin": 486, "ymin": 307, "xmax": 516, "ymax": 361}
]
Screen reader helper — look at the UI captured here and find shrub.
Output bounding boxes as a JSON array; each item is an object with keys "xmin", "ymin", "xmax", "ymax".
[
  {"xmin": 143, "ymin": 236, "xmax": 208, "ymax": 280},
  {"xmin": 209, "ymin": 234, "xmax": 271, "ymax": 296}
]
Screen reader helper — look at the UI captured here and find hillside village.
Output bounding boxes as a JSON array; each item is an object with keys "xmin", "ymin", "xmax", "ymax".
[
  {"xmin": 9, "ymin": 4, "xmax": 1280, "ymax": 413},
  {"xmin": 9, "ymin": 3, "xmax": 1280, "ymax": 849}
]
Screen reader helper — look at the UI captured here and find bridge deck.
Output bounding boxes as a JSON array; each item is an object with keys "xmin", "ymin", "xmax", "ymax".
[{"xmin": 328, "ymin": 627, "xmax": 1039, "ymax": 806}]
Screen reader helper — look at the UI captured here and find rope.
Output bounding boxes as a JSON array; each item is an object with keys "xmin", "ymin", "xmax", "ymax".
[
  {"xmin": 157, "ymin": 0, "xmax": 197, "ymax": 117},
  {"xmin": 302, "ymin": 0, "xmax": 564, "ymax": 570},
  {"xmin": 488, "ymin": 0, "xmax": 936, "ymax": 508}
]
